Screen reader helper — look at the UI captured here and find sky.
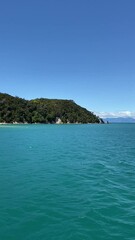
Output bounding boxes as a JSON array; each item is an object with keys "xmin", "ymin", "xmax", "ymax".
[{"xmin": 0, "ymin": 0, "xmax": 135, "ymax": 118}]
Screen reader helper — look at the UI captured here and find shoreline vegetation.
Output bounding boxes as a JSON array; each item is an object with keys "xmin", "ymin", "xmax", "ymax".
[{"xmin": 0, "ymin": 93, "xmax": 104, "ymax": 124}]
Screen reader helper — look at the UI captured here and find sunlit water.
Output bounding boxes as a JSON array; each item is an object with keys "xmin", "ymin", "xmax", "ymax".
[{"xmin": 0, "ymin": 124, "xmax": 135, "ymax": 240}]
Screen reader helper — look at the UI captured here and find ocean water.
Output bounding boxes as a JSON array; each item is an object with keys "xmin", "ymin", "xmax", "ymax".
[{"xmin": 0, "ymin": 124, "xmax": 135, "ymax": 240}]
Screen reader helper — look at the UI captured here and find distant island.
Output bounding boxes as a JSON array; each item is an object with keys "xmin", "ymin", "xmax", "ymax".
[
  {"xmin": 104, "ymin": 117, "xmax": 135, "ymax": 123},
  {"xmin": 0, "ymin": 93, "xmax": 104, "ymax": 124}
]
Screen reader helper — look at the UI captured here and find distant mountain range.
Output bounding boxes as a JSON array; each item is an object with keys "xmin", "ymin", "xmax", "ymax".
[{"xmin": 104, "ymin": 117, "xmax": 135, "ymax": 123}]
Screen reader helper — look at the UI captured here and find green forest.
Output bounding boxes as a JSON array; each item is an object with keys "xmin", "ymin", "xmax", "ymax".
[{"xmin": 0, "ymin": 93, "xmax": 104, "ymax": 124}]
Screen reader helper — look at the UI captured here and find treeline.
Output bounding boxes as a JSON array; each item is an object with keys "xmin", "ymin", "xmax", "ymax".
[{"xmin": 0, "ymin": 93, "xmax": 104, "ymax": 124}]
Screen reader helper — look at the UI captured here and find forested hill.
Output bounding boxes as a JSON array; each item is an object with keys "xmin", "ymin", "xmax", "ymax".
[{"xmin": 0, "ymin": 93, "xmax": 104, "ymax": 124}]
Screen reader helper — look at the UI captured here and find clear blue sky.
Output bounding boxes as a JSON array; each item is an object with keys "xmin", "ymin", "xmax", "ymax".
[{"xmin": 0, "ymin": 0, "xmax": 135, "ymax": 116}]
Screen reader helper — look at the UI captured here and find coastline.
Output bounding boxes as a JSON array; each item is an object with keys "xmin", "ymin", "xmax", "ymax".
[{"xmin": 0, "ymin": 122, "xmax": 103, "ymax": 125}]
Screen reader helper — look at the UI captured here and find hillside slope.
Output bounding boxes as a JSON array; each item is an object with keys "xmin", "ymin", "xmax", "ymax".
[{"xmin": 0, "ymin": 93, "xmax": 104, "ymax": 124}]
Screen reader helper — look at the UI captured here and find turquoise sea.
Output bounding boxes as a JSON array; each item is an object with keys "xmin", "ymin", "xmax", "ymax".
[{"xmin": 0, "ymin": 124, "xmax": 135, "ymax": 240}]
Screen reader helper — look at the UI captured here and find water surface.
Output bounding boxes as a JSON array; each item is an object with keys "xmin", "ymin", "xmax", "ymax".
[{"xmin": 0, "ymin": 124, "xmax": 135, "ymax": 239}]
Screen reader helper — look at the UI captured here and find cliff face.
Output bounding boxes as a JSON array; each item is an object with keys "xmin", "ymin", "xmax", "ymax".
[{"xmin": 0, "ymin": 93, "xmax": 104, "ymax": 124}]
